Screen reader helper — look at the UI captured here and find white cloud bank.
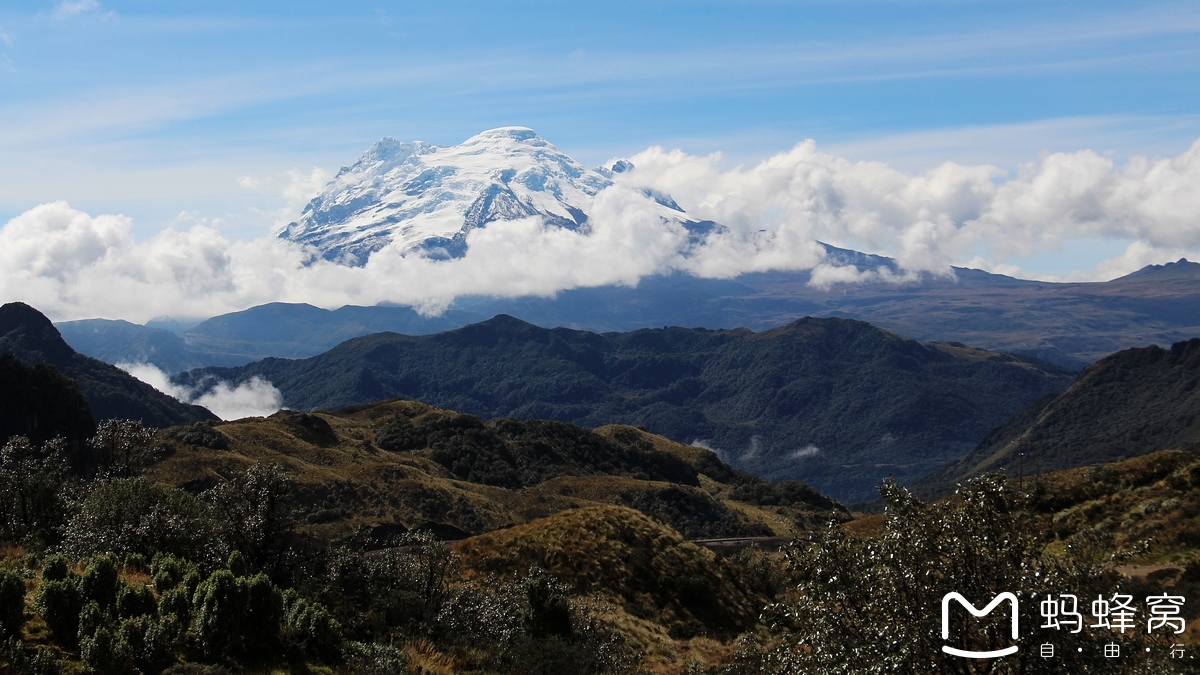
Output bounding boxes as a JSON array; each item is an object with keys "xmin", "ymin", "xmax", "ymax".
[
  {"xmin": 621, "ymin": 137, "xmax": 1200, "ymax": 279},
  {"xmin": 3, "ymin": 138, "xmax": 1199, "ymax": 323},
  {"xmin": 118, "ymin": 363, "xmax": 283, "ymax": 421}
]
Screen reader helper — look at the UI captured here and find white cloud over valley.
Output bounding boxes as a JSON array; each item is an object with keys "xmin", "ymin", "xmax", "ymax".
[
  {"xmin": 3, "ymin": 138, "xmax": 1199, "ymax": 323},
  {"xmin": 117, "ymin": 362, "xmax": 284, "ymax": 421}
]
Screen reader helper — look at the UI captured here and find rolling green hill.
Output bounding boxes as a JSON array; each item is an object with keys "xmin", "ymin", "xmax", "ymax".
[
  {"xmin": 148, "ymin": 399, "xmax": 846, "ymax": 543},
  {"xmin": 175, "ymin": 315, "xmax": 1073, "ymax": 502}
]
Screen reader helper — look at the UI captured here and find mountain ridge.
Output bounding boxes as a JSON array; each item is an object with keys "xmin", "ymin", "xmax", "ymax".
[
  {"xmin": 57, "ymin": 256, "xmax": 1200, "ymax": 373},
  {"xmin": 914, "ymin": 336, "xmax": 1200, "ymax": 497},
  {"xmin": 172, "ymin": 313, "xmax": 1074, "ymax": 502}
]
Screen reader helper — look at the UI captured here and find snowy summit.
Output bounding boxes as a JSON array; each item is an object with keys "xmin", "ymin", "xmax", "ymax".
[{"xmin": 279, "ymin": 127, "xmax": 694, "ymax": 265}]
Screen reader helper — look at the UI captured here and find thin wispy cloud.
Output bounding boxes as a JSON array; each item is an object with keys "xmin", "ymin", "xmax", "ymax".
[
  {"xmin": 51, "ymin": 0, "xmax": 103, "ymax": 21},
  {"xmin": 826, "ymin": 114, "xmax": 1200, "ymax": 172},
  {"xmin": 6, "ymin": 4, "xmax": 1199, "ymax": 152}
]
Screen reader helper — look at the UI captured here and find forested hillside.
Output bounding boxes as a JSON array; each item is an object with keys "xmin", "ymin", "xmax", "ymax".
[
  {"xmin": 177, "ymin": 314, "xmax": 1073, "ymax": 501},
  {"xmin": 918, "ymin": 337, "xmax": 1200, "ymax": 496}
]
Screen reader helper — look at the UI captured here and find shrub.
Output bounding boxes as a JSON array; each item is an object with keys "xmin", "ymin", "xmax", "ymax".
[
  {"xmin": 80, "ymin": 554, "xmax": 119, "ymax": 610},
  {"xmin": 1, "ymin": 636, "xmax": 61, "ymax": 675},
  {"xmin": 436, "ymin": 579, "xmax": 525, "ymax": 651},
  {"xmin": 0, "ymin": 569, "xmax": 26, "ymax": 639},
  {"xmin": 142, "ymin": 614, "xmax": 183, "ymax": 671},
  {"xmin": 182, "ymin": 570, "xmax": 201, "ymax": 598},
  {"xmin": 116, "ymin": 616, "xmax": 149, "ymax": 666},
  {"xmin": 117, "ymin": 614, "xmax": 182, "ymax": 673},
  {"xmin": 123, "ymin": 553, "xmax": 147, "ymax": 573},
  {"xmin": 243, "ymin": 573, "xmax": 283, "ymax": 655},
  {"xmin": 116, "ymin": 582, "xmax": 157, "ymax": 619},
  {"xmin": 62, "ymin": 478, "xmax": 220, "ymax": 565},
  {"xmin": 151, "ymin": 553, "xmax": 198, "ymax": 592},
  {"xmin": 768, "ymin": 475, "xmax": 1159, "ymax": 673},
  {"xmin": 76, "ymin": 601, "xmax": 103, "ymax": 645},
  {"xmin": 80, "ymin": 626, "xmax": 128, "ymax": 674},
  {"xmin": 159, "ymin": 587, "xmax": 191, "ymax": 626},
  {"xmin": 192, "ymin": 569, "xmax": 244, "ymax": 659},
  {"xmin": 343, "ymin": 641, "xmax": 408, "ymax": 674},
  {"xmin": 40, "ymin": 554, "xmax": 69, "ymax": 582},
  {"xmin": 226, "ymin": 550, "xmax": 247, "ymax": 577},
  {"xmin": 32, "ymin": 578, "xmax": 81, "ymax": 646},
  {"xmin": 523, "ymin": 566, "xmax": 572, "ymax": 639},
  {"xmin": 167, "ymin": 422, "xmax": 228, "ymax": 450},
  {"xmin": 283, "ymin": 596, "xmax": 342, "ymax": 663}
]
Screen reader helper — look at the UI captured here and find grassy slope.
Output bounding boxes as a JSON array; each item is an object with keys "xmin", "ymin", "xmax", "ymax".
[
  {"xmin": 454, "ymin": 504, "xmax": 761, "ymax": 631},
  {"xmin": 147, "ymin": 400, "xmax": 846, "ymax": 543}
]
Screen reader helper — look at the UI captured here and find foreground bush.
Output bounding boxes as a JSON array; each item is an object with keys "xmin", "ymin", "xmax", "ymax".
[
  {"xmin": 0, "ymin": 569, "xmax": 26, "ymax": 639},
  {"xmin": 33, "ymin": 576, "xmax": 82, "ymax": 647},
  {"xmin": 62, "ymin": 478, "xmax": 219, "ymax": 565},
  {"xmin": 765, "ymin": 475, "xmax": 1165, "ymax": 674}
]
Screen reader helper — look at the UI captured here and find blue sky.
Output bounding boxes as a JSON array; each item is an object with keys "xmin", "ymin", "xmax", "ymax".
[{"xmin": 1, "ymin": 0, "xmax": 1199, "ymax": 276}]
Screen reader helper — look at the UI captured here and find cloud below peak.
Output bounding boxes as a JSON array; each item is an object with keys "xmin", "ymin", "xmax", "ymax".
[{"xmin": 2, "ymin": 137, "xmax": 1198, "ymax": 323}]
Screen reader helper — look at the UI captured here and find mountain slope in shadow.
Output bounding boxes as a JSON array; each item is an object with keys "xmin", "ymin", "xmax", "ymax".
[
  {"xmin": 916, "ymin": 337, "xmax": 1200, "ymax": 498},
  {"xmin": 0, "ymin": 303, "xmax": 216, "ymax": 428}
]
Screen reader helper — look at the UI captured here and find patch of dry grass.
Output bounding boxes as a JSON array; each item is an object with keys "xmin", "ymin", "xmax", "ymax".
[{"xmin": 452, "ymin": 505, "xmax": 760, "ymax": 640}]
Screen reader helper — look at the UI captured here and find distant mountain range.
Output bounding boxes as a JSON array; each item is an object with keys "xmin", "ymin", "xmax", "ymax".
[
  {"xmin": 171, "ymin": 314, "xmax": 1073, "ymax": 502},
  {"xmin": 52, "ymin": 127, "xmax": 1200, "ymax": 371},
  {"xmin": 0, "ymin": 303, "xmax": 216, "ymax": 428},
  {"xmin": 915, "ymin": 336, "xmax": 1200, "ymax": 497},
  {"xmin": 57, "ymin": 256, "xmax": 1200, "ymax": 373}
]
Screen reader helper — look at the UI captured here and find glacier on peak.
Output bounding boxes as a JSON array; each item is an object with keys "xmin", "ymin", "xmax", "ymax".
[{"xmin": 279, "ymin": 127, "xmax": 707, "ymax": 266}]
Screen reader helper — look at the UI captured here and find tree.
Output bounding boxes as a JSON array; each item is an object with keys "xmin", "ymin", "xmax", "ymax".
[
  {"xmin": 87, "ymin": 419, "xmax": 158, "ymax": 478},
  {"xmin": 0, "ymin": 435, "xmax": 72, "ymax": 546},
  {"xmin": 205, "ymin": 463, "xmax": 293, "ymax": 572}
]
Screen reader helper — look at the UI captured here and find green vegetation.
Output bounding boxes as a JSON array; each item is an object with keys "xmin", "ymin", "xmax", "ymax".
[
  {"xmin": 919, "ymin": 338, "xmax": 1200, "ymax": 496},
  {"xmin": 0, "ymin": 402, "xmax": 849, "ymax": 672},
  {"xmin": 750, "ymin": 475, "xmax": 1189, "ymax": 673},
  {"xmin": 178, "ymin": 314, "xmax": 1073, "ymax": 501},
  {"xmin": 0, "ymin": 354, "xmax": 94, "ymax": 450},
  {"xmin": 2, "ymin": 330, "xmax": 1199, "ymax": 672}
]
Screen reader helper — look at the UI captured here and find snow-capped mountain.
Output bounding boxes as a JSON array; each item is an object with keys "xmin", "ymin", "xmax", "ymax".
[{"xmin": 280, "ymin": 127, "xmax": 702, "ymax": 265}]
